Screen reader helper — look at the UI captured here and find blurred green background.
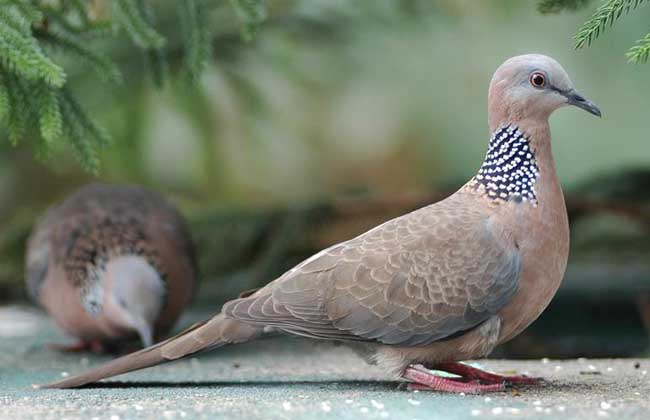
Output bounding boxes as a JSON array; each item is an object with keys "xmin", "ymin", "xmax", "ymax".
[{"xmin": 0, "ymin": 1, "xmax": 648, "ymax": 358}]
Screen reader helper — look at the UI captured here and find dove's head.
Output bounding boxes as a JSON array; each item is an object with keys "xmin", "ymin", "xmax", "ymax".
[
  {"xmin": 488, "ymin": 54, "xmax": 600, "ymax": 131},
  {"xmin": 104, "ymin": 255, "xmax": 165, "ymax": 347}
]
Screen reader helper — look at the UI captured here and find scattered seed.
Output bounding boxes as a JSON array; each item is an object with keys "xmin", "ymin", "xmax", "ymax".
[
  {"xmin": 533, "ymin": 400, "xmax": 542, "ymax": 406},
  {"xmin": 470, "ymin": 409, "xmax": 481, "ymax": 416},
  {"xmin": 282, "ymin": 401, "xmax": 292, "ymax": 411},
  {"xmin": 484, "ymin": 397, "xmax": 492, "ymax": 403},
  {"xmin": 600, "ymin": 402, "xmax": 611, "ymax": 410},
  {"xmin": 491, "ymin": 407, "xmax": 503, "ymax": 415},
  {"xmin": 408, "ymin": 399, "xmax": 421, "ymax": 406}
]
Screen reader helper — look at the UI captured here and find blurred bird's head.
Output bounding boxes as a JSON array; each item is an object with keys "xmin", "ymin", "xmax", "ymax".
[
  {"xmin": 488, "ymin": 54, "xmax": 601, "ymax": 131},
  {"xmin": 104, "ymin": 255, "xmax": 165, "ymax": 347}
]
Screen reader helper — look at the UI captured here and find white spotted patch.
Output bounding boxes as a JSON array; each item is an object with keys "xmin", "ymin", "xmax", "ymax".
[{"xmin": 472, "ymin": 124, "xmax": 539, "ymax": 205}]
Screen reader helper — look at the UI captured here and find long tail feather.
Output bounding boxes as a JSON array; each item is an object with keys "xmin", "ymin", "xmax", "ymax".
[{"xmin": 36, "ymin": 314, "xmax": 261, "ymax": 389}]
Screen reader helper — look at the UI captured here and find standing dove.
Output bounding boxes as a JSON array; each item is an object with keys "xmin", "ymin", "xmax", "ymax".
[
  {"xmin": 26, "ymin": 183, "xmax": 198, "ymax": 352},
  {"xmin": 41, "ymin": 54, "xmax": 600, "ymax": 392}
]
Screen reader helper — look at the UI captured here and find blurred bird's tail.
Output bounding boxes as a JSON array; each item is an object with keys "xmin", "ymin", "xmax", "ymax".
[{"xmin": 35, "ymin": 313, "xmax": 262, "ymax": 389}]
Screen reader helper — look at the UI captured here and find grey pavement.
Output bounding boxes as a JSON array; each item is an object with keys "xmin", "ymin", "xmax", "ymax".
[{"xmin": 1, "ymin": 305, "xmax": 649, "ymax": 420}]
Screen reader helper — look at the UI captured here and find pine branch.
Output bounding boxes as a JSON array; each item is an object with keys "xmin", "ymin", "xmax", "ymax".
[
  {"xmin": 8, "ymin": 0, "xmax": 43, "ymax": 23},
  {"xmin": 36, "ymin": 83, "xmax": 63, "ymax": 145},
  {"xmin": 145, "ymin": 47, "xmax": 168, "ymax": 88},
  {"xmin": 229, "ymin": 0, "xmax": 268, "ymax": 42},
  {"xmin": 0, "ymin": 69, "xmax": 9, "ymax": 122},
  {"xmin": 0, "ymin": 4, "xmax": 34, "ymax": 35},
  {"xmin": 538, "ymin": 0, "xmax": 594, "ymax": 13},
  {"xmin": 0, "ymin": 15, "xmax": 66, "ymax": 87},
  {"xmin": 58, "ymin": 87, "xmax": 110, "ymax": 173},
  {"xmin": 3, "ymin": 69, "xmax": 31, "ymax": 145},
  {"xmin": 36, "ymin": 29, "xmax": 122, "ymax": 83},
  {"xmin": 178, "ymin": 0, "xmax": 212, "ymax": 82},
  {"xmin": 40, "ymin": 5, "xmax": 113, "ymax": 38},
  {"xmin": 574, "ymin": 0, "xmax": 648, "ymax": 49},
  {"xmin": 627, "ymin": 32, "xmax": 650, "ymax": 62},
  {"xmin": 113, "ymin": 0, "xmax": 166, "ymax": 50}
]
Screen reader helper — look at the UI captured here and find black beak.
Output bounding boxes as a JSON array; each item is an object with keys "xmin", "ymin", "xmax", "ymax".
[{"xmin": 564, "ymin": 90, "xmax": 601, "ymax": 118}]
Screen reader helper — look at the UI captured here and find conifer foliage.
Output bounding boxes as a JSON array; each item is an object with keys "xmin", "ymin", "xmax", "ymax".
[
  {"xmin": 0, "ymin": 0, "xmax": 267, "ymax": 172},
  {"xmin": 539, "ymin": 0, "xmax": 650, "ymax": 64}
]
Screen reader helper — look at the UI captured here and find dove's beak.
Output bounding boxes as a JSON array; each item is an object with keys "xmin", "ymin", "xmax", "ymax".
[{"xmin": 564, "ymin": 90, "xmax": 601, "ymax": 118}]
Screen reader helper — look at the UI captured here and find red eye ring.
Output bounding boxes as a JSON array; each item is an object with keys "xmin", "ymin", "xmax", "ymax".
[{"xmin": 530, "ymin": 72, "xmax": 546, "ymax": 88}]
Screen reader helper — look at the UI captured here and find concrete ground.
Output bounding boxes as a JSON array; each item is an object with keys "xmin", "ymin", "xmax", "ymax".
[{"xmin": 1, "ymin": 305, "xmax": 649, "ymax": 420}]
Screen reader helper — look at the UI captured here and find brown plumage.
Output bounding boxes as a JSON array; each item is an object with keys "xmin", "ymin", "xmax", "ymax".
[
  {"xmin": 39, "ymin": 54, "xmax": 601, "ymax": 392},
  {"xmin": 26, "ymin": 183, "xmax": 198, "ymax": 351}
]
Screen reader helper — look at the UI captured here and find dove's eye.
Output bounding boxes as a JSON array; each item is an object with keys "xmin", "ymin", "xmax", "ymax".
[{"xmin": 530, "ymin": 72, "xmax": 546, "ymax": 88}]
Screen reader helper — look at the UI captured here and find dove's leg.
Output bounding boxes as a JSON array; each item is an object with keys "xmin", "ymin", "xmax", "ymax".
[
  {"xmin": 433, "ymin": 362, "xmax": 542, "ymax": 385},
  {"xmin": 402, "ymin": 365, "xmax": 505, "ymax": 394}
]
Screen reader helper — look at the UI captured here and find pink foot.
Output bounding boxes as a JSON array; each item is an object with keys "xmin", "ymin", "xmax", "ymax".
[
  {"xmin": 434, "ymin": 362, "xmax": 543, "ymax": 385},
  {"xmin": 402, "ymin": 365, "xmax": 505, "ymax": 394}
]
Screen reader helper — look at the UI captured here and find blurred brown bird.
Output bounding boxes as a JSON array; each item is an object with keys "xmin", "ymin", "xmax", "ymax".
[
  {"xmin": 26, "ymin": 183, "xmax": 198, "ymax": 352},
  {"xmin": 40, "ymin": 54, "xmax": 600, "ymax": 392}
]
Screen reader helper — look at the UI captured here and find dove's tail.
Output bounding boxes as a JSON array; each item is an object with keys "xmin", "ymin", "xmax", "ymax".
[{"xmin": 36, "ymin": 313, "xmax": 263, "ymax": 389}]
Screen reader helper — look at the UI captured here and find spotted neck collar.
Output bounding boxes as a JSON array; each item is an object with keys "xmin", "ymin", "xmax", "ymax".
[{"xmin": 471, "ymin": 124, "xmax": 539, "ymax": 205}]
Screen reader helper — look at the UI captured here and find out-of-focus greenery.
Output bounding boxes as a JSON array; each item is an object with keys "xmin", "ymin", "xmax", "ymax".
[
  {"xmin": 539, "ymin": 0, "xmax": 650, "ymax": 63},
  {"xmin": 0, "ymin": 1, "xmax": 648, "ymax": 303},
  {"xmin": 0, "ymin": 0, "xmax": 266, "ymax": 172}
]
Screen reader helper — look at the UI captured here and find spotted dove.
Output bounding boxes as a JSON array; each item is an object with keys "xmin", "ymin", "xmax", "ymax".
[
  {"xmin": 40, "ymin": 54, "xmax": 601, "ymax": 392},
  {"xmin": 26, "ymin": 183, "xmax": 198, "ymax": 351}
]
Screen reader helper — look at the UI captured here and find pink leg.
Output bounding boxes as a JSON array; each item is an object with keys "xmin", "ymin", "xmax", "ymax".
[
  {"xmin": 402, "ymin": 365, "xmax": 505, "ymax": 394},
  {"xmin": 434, "ymin": 362, "xmax": 542, "ymax": 385}
]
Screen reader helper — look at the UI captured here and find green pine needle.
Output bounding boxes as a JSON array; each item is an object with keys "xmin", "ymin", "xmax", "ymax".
[
  {"xmin": 3, "ymin": 70, "xmax": 31, "ymax": 145},
  {"xmin": 626, "ymin": 32, "xmax": 650, "ymax": 62},
  {"xmin": 113, "ymin": 0, "xmax": 166, "ymax": 50},
  {"xmin": 0, "ymin": 70, "xmax": 9, "ymax": 122},
  {"xmin": 229, "ymin": 0, "xmax": 267, "ymax": 42},
  {"xmin": 36, "ymin": 84, "xmax": 63, "ymax": 145},
  {"xmin": 37, "ymin": 30, "xmax": 122, "ymax": 84},
  {"xmin": 574, "ymin": 0, "xmax": 648, "ymax": 49},
  {"xmin": 58, "ymin": 88, "xmax": 110, "ymax": 173},
  {"xmin": 0, "ymin": 18, "xmax": 66, "ymax": 87},
  {"xmin": 8, "ymin": 0, "xmax": 43, "ymax": 24},
  {"xmin": 137, "ymin": 0, "xmax": 169, "ymax": 87},
  {"xmin": 178, "ymin": 0, "xmax": 213, "ymax": 82},
  {"xmin": 0, "ymin": 5, "xmax": 33, "ymax": 35}
]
